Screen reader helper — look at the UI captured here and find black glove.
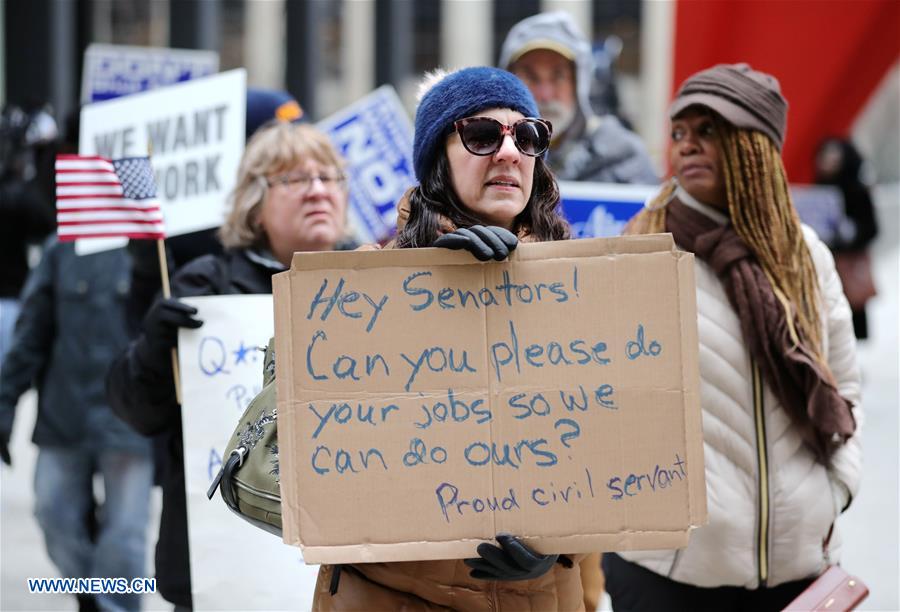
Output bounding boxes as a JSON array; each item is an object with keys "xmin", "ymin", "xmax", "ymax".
[
  {"xmin": 135, "ymin": 297, "xmax": 203, "ymax": 370},
  {"xmin": 464, "ymin": 534, "xmax": 559, "ymax": 581},
  {"xmin": 433, "ymin": 225, "xmax": 518, "ymax": 262}
]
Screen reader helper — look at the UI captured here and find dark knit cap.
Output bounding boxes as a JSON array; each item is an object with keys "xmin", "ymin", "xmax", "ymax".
[
  {"xmin": 245, "ymin": 88, "xmax": 303, "ymax": 141},
  {"xmin": 413, "ymin": 66, "xmax": 539, "ymax": 182},
  {"xmin": 669, "ymin": 63, "xmax": 788, "ymax": 150}
]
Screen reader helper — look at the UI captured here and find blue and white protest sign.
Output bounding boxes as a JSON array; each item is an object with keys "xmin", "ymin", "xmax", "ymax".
[
  {"xmin": 81, "ymin": 44, "xmax": 219, "ymax": 104},
  {"xmin": 790, "ymin": 184, "xmax": 845, "ymax": 247},
  {"xmin": 317, "ymin": 86, "xmax": 416, "ymax": 244},
  {"xmin": 559, "ymin": 181, "xmax": 653, "ymax": 238},
  {"xmin": 558, "ymin": 181, "xmax": 847, "ymax": 242}
]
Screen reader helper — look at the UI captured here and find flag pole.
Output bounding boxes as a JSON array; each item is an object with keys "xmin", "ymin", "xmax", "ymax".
[
  {"xmin": 148, "ymin": 140, "xmax": 183, "ymax": 405},
  {"xmin": 157, "ymin": 238, "xmax": 183, "ymax": 405}
]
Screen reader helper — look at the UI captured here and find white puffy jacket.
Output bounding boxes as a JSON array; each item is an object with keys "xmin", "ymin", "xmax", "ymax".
[{"xmin": 620, "ymin": 193, "xmax": 863, "ymax": 589}]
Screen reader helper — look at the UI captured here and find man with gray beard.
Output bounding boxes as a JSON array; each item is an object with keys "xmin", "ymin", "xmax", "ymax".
[{"xmin": 500, "ymin": 12, "xmax": 658, "ymax": 184}]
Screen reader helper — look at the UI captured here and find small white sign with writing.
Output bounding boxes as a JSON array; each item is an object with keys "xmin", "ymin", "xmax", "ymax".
[{"xmin": 179, "ymin": 294, "xmax": 318, "ymax": 610}]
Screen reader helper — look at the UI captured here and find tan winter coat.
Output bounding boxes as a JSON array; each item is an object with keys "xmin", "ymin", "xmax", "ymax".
[{"xmin": 312, "ymin": 558, "xmax": 587, "ymax": 611}]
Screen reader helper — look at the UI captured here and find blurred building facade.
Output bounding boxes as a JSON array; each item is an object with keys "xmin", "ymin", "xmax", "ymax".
[
  {"xmin": 1, "ymin": 1, "xmax": 642, "ymax": 124},
  {"xmin": 2, "ymin": 0, "xmax": 897, "ymax": 183}
]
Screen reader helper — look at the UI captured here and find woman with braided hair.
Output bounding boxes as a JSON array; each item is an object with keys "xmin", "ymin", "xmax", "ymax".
[{"xmin": 603, "ymin": 64, "xmax": 862, "ymax": 610}]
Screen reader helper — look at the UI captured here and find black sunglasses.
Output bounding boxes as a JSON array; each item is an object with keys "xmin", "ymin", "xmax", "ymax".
[{"xmin": 453, "ymin": 116, "xmax": 553, "ymax": 157}]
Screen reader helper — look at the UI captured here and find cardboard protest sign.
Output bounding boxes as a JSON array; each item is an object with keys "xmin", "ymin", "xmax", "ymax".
[
  {"xmin": 80, "ymin": 43, "xmax": 219, "ymax": 104},
  {"xmin": 273, "ymin": 235, "xmax": 706, "ymax": 564},
  {"xmin": 317, "ymin": 86, "xmax": 416, "ymax": 244},
  {"xmin": 179, "ymin": 295, "xmax": 319, "ymax": 610},
  {"xmin": 79, "ymin": 69, "xmax": 246, "ymax": 239}
]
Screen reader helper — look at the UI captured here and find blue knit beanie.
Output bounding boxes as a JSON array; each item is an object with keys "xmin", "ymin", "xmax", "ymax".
[{"xmin": 413, "ymin": 66, "xmax": 540, "ymax": 182}]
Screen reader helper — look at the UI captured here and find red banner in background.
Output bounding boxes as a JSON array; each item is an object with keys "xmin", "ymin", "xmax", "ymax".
[{"xmin": 672, "ymin": 0, "xmax": 899, "ymax": 183}]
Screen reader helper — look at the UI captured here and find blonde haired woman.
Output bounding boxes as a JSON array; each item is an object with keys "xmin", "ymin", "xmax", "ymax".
[
  {"xmin": 107, "ymin": 121, "xmax": 350, "ymax": 608},
  {"xmin": 218, "ymin": 122, "xmax": 348, "ymax": 261}
]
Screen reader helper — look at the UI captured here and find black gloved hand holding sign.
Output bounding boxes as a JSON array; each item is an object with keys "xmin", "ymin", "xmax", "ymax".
[
  {"xmin": 464, "ymin": 534, "xmax": 561, "ymax": 581},
  {"xmin": 433, "ymin": 225, "xmax": 518, "ymax": 262},
  {"xmin": 134, "ymin": 297, "xmax": 203, "ymax": 373}
]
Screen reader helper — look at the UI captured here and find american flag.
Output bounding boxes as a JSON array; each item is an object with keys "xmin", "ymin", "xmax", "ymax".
[{"xmin": 55, "ymin": 154, "xmax": 166, "ymax": 241}]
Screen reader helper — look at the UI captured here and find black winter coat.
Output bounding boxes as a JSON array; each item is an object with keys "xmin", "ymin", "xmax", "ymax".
[
  {"xmin": 106, "ymin": 248, "xmax": 277, "ymax": 607},
  {"xmin": 0, "ymin": 178, "xmax": 54, "ymax": 298},
  {"xmin": 0, "ymin": 237, "xmax": 149, "ymax": 455}
]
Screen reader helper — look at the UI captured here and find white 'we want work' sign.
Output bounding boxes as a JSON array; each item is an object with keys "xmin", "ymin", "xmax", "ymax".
[{"xmin": 79, "ymin": 69, "xmax": 246, "ymax": 238}]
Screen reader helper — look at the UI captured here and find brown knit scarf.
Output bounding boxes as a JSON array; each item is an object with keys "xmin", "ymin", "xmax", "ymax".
[{"xmin": 665, "ymin": 198, "xmax": 855, "ymax": 461}]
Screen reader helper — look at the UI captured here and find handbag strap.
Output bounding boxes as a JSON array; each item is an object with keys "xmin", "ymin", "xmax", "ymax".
[{"xmin": 823, "ymin": 522, "xmax": 835, "ymax": 566}]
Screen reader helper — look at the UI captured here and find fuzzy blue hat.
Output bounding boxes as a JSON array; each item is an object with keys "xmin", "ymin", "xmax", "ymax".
[{"xmin": 413, "ymin": 66, "xmax": 540, "ymax": 182}]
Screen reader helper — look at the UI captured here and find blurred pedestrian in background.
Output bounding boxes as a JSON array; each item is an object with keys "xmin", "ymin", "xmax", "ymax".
[
  {"xmin": 0, "ymin": 104, "xmax": 57, "ymax": 370},
  {"xmin": 106, "ymin": 121, "xmax": 350, "ymax": 609},
  {"xmin": 815, "ymin": 137, "xmax": 879, "ymax": 339},
  {"xmin": 499, "ymin": 11, "xmax": 658, "ymax": 185},
  {"xmin": 313, "ymin": 66, "xmax": 586, "ymax": 611},
  {"xmin": 615, "ymin": 63, "xmax": 862, "ymax": 610},
  {"xmin": 0, "ymin": 236, "xmax": 153, "ymax": 612}
]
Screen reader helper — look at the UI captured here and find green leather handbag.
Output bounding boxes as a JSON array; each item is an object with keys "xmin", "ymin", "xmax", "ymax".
[{"xmin": 207, "ymin": 337, "xmax": 282, "ymax": 536}]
